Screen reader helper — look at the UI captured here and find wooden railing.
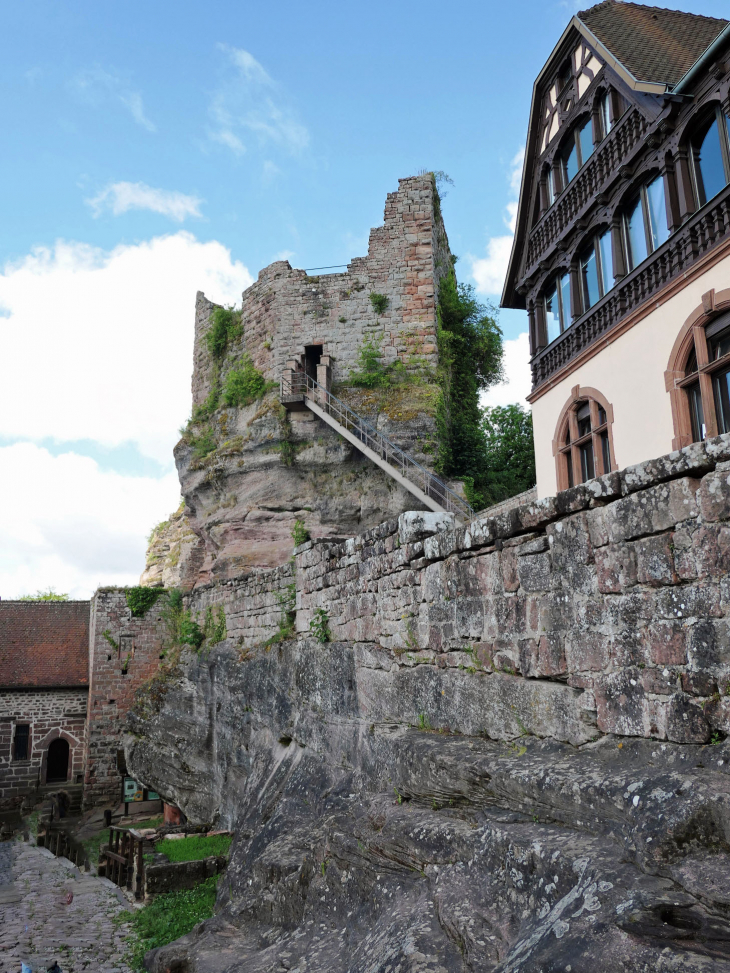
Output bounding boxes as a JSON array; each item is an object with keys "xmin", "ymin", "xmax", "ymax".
[
  {"xmin": 99, "ymin": 826, "xmax": 147, "ymax": 898},
  {"xmin": 526, "ymin": 109, "xmax": 649, "ymax": 273},
  {"xmin": 532, "ymin": 184, "xmax": 730, "ymax": 388},
  {"xmin": 280, "ymin": 372, "xmax": 474, "ymax": 522}
]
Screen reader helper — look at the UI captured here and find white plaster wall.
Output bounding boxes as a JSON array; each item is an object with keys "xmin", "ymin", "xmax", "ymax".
[{"xmin": 532, "ymin": 251, "xmax": 730, "ymax": 499}]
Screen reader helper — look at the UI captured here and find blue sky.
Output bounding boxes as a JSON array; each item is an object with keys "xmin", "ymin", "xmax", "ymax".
[{"xmin": 1, "ymin": 0, "xmax": 726, "ymax": 597}]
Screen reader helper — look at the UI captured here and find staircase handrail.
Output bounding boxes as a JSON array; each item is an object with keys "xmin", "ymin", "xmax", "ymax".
[{"xmin": 281, "ymin": 372, "xmax": 474, "ymax": 521}]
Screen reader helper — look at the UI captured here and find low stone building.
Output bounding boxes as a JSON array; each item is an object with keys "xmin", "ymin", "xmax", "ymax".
[{"xmin": 0, "ymin": 601, "xmax": 89, "ymax": 810}]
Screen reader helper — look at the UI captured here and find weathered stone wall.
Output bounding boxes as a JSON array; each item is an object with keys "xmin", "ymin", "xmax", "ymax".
[
  {"xmin": 83, "ymin": 590, "xmax": 167, "ymax": 808},
  {"xmin": 0, "ymin": 688, "xmax": 87, "ymax": 809},
  {"xmin": 176, "ymin": 433, "xmax": 730, "ymax": 747},
  {"xmin": 192, "ymin": 175, "xmax": 448, "ymax": 406}
]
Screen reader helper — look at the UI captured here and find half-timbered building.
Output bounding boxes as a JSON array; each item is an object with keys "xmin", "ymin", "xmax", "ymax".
[{"xmin": 503, "ymin": 2, "xmax": 730, "ymax": 498}]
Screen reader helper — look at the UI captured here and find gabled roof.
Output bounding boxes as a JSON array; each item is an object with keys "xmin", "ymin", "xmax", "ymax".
[
  {"xmin": 0, "ymin": 601, "xmax": 90, "ymax": 689},
  {"xmin": 501, "ymin": 2, "xmax": 730, "ymax": 311},
  {"xmin": 579, "ymin": 3, "xmax": 728, "ymax": 87}
]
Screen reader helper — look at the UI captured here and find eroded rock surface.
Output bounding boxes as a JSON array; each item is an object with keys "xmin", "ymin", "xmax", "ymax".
[{"xmin": 126, "ymin": 634, "xmax": 730, "ymax": 972}]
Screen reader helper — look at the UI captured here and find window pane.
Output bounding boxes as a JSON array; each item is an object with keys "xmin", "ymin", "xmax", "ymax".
[
  {"xmin": 559, "ymin": 273, "xmax": 572, "ymax": 329},
  {"xmin": 688, "ymin": 383, "xmax": 706, "ymax": 443},
  {"xmin": 566, "ymin": 450, "xmax": 574, "ymax": 488},
  {"xmin": 547, "ymin": 168, "xmax": 555, "ymax": 205},
  {"xmin": 625, "ymin": 195, "xmax": 648, "ymax": 270},
  {"xmin": 578, "ymin": 118, "xmax": 594, "ymax": 167},
  {"xmin": 564, "ymin": 138, "xmax": 579, "ymax": 183},
  {"xmin": 696, "ymin": 117, "xmax": 727, "ymax": 204},
  {"xmin": 601, "ymin": 432, "xmax": 611, "ymax": 473},
  {"xmin": 576, "ymin": 401, "xmax": 591, "ymax": 438},
  {"xmin": 599, "ymin": 93, "xmax": 612, "ymax": 139},
  {"xmin": 645, "ymin": 175, "xmax": 669, "ymax": 251},
  {"xmin": 580, "ymin": 245, "xmax": 600, "ymax": 310},
  {"xmin": 714, "ymin": 368, "xmax": 730, "ymax": 435},
  {"xmin": 598, "ymin": 405, "xmax": 607, "ymax": 425},
  {"xmin": 598, "ymin": 230, "xmax": 613, "ymax": 294},
  {"xmin": 579, "ymin": 441, "xmax": 595, "ymax": 482},
  {"xmin": 545, "ymin": 283, "xmax": 561, "ymax": 344},
  {"xmin": 710, "ymin": 327, "xmax": 730, "ymax": 361},
  {"xmin": 13, "ymin": 725, "xmax": 29, "ymax": 761}
]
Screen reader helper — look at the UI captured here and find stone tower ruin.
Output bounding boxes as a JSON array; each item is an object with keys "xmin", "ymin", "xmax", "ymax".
[{"xmin": 145, "ymin": 174, "xmax": 463, "ymax": 588}]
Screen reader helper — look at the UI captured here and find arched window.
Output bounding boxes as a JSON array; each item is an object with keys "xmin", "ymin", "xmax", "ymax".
[
  {"xmin": 690, "ymin": 107, "xmax": 730, "ymax": 207},
  {"xmin": 666, "ymin": 292, "xmax": 730, "ymax": 449},
  {"xmin": 554, "ymin": 388, "xmax": 615, "ymax": 491},
  {"xmin": 622, "ymin": 174, "xmax": 669, "ymax": 271},
  {"xmin": 544, "ymin": 271, "xmax": 571, "ymax": 344},
  {"xmin": 560, "ymin": 117, "xmax": 593, "ymax": 185},
  {"xmin": 578, "ymin": 228, "xmax": 613, "ymax": 311}
]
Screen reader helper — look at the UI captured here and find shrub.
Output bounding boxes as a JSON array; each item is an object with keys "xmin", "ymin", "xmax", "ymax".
[
  {"xmin": 310, "ymin": 608, "xmax": 331, "ymax": 644},
  {"xmin": 189, "ymin": 426, "xmax": 216, "ymax": 460},
  {"xmin": 348, "ymin": 336, "xmax": 390, "ymax": 388},
  {"xmin": 223, "ymin": 356, "xmax": 268, "ymax": 407},
  {"xmin": 126, "ymin": 587, "xmax": 165, "ymax": 617},
  {"xmin": 369, "ymin": 292, "xmax": 389, "ymax": 315},
  {"xmin": 206, "ymin": 306, "xmax": 242, "ymax": 360},
  {"xmin": 179, "ymin": 610, "xmax": 205, "ymax": 649},
  {"xmin": 203, "ymin": 606, "xmax": 227, "ymax": 644},
  {"xmin": 291, "ymin": 519, "xmax": 310, "ymax": 547}
]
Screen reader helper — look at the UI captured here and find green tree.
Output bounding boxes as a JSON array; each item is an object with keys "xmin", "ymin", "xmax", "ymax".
[
  {"xmin": 436, "ymin": 272, "xmax": 503, "ymax": 483},
  {"xmin": 478, "ymin": 404, "xmax": 536, "ymax": 506},
  {"xmin": 17, "ymin": 588, "xmax": 68, "ymax": 601}
]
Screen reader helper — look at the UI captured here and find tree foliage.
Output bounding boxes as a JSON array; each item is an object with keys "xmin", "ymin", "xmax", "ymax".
[
  {"xmin": 478, "ymin": 404, "xmax": 536, "ymax": 507},
  {"xmin": 17, "ymin": 588, "xmax": 68, "ymax": 601},
  {"xmin": 436, "ymin": 272, "xmax": 503, "ymax": 485}
]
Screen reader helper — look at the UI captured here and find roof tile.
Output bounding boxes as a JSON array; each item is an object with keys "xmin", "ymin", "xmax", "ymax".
[
  {"xmin": 0, "ymin": 602, "xmax": 90, "ymax": 689},
  {"xmin": 578, "ymin": 2, "xmax": 728, "ymax": 86}
]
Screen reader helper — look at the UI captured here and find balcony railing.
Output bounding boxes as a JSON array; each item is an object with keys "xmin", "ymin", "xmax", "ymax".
[
  {"xmin": 531, "ymin": 183, "xmax": 730, "ymax": 389},
  {"xmin": 281, "ymin": 372, "xmax": 474, "ymax": 522},
  {"xmin": 526, "ymin": 109, "xmax": 649, "ymax": 273}
]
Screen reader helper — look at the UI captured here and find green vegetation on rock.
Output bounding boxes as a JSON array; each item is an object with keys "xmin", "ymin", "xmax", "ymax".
[
  {"xmin": 207, "ymin": 306, "xmax": 243, "ymax": 359},
  {"xmin": 223, "ymin": 355, "xmax": 272, "ymax": 407},
  {"xmin": 126, "ymin": 587, "xmax": 165, "ymax": 617}
]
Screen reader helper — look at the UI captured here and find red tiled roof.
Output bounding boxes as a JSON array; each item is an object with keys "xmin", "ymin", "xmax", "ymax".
[
  {"xmin": 0, "ymin": 602, "xmax": 90, "ymax": 689},
  {"xmin": 578, "ymin": 2, "xmax": 728, "ymax": 86}
]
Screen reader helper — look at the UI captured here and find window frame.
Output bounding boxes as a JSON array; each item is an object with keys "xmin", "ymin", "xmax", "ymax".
[
  {"xmin": 578, "ymin": 228, "xmax": 613, "ymax": 312},
  {"xmin": 622, "ymin": 175, "xmax": 669, "ymax": 272},
  {"xmin": 690, "ymin": 105, "xmax": 730, "ymax": 208},
  {"xmin": 543, "ymin": 270, "xmax": 571, "ymax": 345},
  {"xmin": 553, "ymin": 388, "xmax": 615, "ymax": 492},
  {"xmin": 560, "ymin": 116, "xmax": 593, "ymax": 187}
]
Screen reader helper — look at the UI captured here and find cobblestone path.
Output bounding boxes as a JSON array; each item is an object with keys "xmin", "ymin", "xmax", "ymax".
[{"xmin": 0, "ymin": 840, "xmax": 133, "ymax": 973}]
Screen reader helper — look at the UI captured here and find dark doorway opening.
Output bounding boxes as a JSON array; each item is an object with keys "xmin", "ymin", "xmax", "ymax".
[
  {"xmin": 46, "ymin": 738, "xmax": 69, "ymax": 783},
  {"xmin": 304, "ymin": 344, "xmax": 323, "ymax": 381}
]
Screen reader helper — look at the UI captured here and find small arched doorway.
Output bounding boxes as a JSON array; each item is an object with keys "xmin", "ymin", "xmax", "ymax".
[{"xmin": 46, "ymin": 738, "xmax": 70, "ymax": 783}]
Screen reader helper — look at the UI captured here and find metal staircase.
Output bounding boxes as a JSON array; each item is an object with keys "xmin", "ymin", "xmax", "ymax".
[{"xmin": 280, "ymin": 370, "xmax": 473, "ymax": 523}]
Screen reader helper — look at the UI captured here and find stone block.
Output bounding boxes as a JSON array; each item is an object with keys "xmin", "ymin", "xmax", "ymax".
[
  {"xmin": 665, "ymin": 692, "xmax": 711, "ymax": 744},
  {"xmin": 517, "ymin": 552, "xmax": 553, "ymax": 592},
  {"xmin": 644, "ymin": 620, "xmax": 687, "ymax": 666},
  {"xmin": 398, "ymin": 510, "xmax": 455, "ymax": 547},
  {"xmin": 621, "ymin": 441, "xmax": 712, "ymax": 494},
  {"xmin": 595, "ymin": 668, "xmax": 645, "ymax": 736},
  {"xmin": 594, "ymin": 543, "xmax": 637, "ymax": 593},
  {"xmin": 565, "ymin": 632, "xmax": 610, "ymax": 672},
  {"xmin": 640, "ymin": 668, "xmax": 678, "ymax": 695},
  {"xmin": 704, "ymin": 696, "xmax": 730, "ymax": 733},
  {"xmin": 681, "ymin": 670, "xmax": 718, "ymax": 696},
  {"xmin": 704, "ymin": 432, "xmax": 730, "ymax": 462},
  {"xmin": 687, "ymin": 619, "xmax": 730, "ymax": 668},
  {"xmin": 698, "ymin": 468, "xmax": 730, "ymax": 523},
  {"xmin": 537, "ymin": 633, "xmax": 567, "ymax": 677},
  {"xmin": 605, "ymin": 478, "xmax": 700, "ymax": 544},
  {"xmin": 633, "ymin": 533, "xmax": 679, "ymax": 587}
]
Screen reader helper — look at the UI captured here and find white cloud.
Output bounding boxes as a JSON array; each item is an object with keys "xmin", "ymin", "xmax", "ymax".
[
  {"xmin": 72, "ymin": 67, "xmax": 156, "ymax": 133},
  {"xmin": 470, "ymin": 236, "xmax": 515, "ymax": 296},
  {"xmin": 87, "ymin": 182, "xmax": 204, "ymax": 221},
  {"xmin": 468, "ymin": 147, "xmax": 525, "ymax": 296},
  {"xmin": 0, "ymin": 232, "xmax": 253, "ymax": 464},
  {"xmin": 209, "ymin": 46, "xmax": 309, "ymax": 156},
  {"xmin": 0, "ymin": 443, "xmax": 180, "ymax": 598},
  {"xmin": 480, "ymin": 332, "xmax": 532, "ymax": 408}
]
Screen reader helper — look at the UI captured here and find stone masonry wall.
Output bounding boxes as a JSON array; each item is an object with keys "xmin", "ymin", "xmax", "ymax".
[
  {"xmin": 0, "ymin": 688, "xmax": 88, "ymax": 809},
  {"xmin": 178, "ymin": 433, "xmax": 730, "ymax": 747},
  {"xmin": 83, "ymin": 590, "xmax": 167, "ymax": 809},
  {"xmin": 192, "ymin": 174, "xmax": 450, "ymax": 407}
]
